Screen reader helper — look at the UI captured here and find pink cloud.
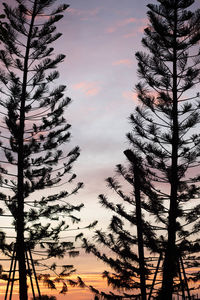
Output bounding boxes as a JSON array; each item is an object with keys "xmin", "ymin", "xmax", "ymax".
[
  {"xmin": 73, "ymin": 82, "xmax": 100, "ymax": 97},
  {"xmin": 68, "ymin": 7, "xmax": 100, "ymax": 19},
  {"xmin": 118, "ymin": 17, "xmax": 136, "ymax": 26},
  {"xmin": 123, "ymin": 90, "xmax": 165, "ymax": 105},
  {"xmin": 112, "ymin": 59, "xmax": 133, "ymax": 66},
  {"xmin": 138, "ymin": 25, "xmax": 147, "ymax": 33},
  {"xmin": 106, "ymin": 17, "xmax": 137, "ymax": 34},
  {"xmin": 73, "ymin": 82, "xmax": 85, "ymax": 89},
  {"xmin": 123, "ymin": 18, "xmax": 148, "ymax": 38},
  {"xmin": 122, "ymin": 91, "xmax": 138, "ymax": 103},
  {"xmin": 27, "ymin": 14, "xmax": 49, "ymax": 21},
  {"xmin": 123, "ymin": 26, "xmax": 146, "ymax": 38},
  {"xmin": 106, "ymin": 27, "xmax": 116, "ymax": 33},
  {"xmin": 123, "ymin": 30, "xmax": 137, "ymax": 38}
]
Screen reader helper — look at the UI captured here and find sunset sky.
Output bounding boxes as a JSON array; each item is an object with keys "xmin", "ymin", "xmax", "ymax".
[
  {"xmin": 0, "ymin": 0, "xmax": 199, "ymax": 299},
  {"xmin": 62, "ymin": 0, "xmax": 153, "ymax": 233},
  {"xmin": 0, "ymin": 0, "xmax": 149, "ymax": 298},
  {"xmin": 56, "ymin": 1, "xmax": 149, "ymax": 297}
]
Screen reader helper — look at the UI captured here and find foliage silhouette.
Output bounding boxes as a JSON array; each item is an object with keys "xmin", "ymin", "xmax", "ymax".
[
  {"xmin": 34, "ymin": 296, "xmax": 56, "ymax": 300},
  {"xmin": 83, "ymin": 150, "xmax": 160, "ymax": 299},
  {"xmin": 132, "ymin": 0, "xmax": 200, "ymax": 298},
  {"xmin": 0, "ymin": 0, "xmax": 84, "ymax": 298},
  {"xmin": 83, "ymin": 0, "xmax": 200, "ymax": 299}
]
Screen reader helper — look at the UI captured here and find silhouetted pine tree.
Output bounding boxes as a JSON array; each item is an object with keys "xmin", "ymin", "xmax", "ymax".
[
  {"xmin": 0, "ymin": 1, "xmax": 84, "ymax": 299},
  {"xmin": 84, "ymin": 0, "xmax": 200, "ymax": 299},
  {"xmin": 128, "ymin": 0, "xmax": 200, "ymax": 299},
  {"xmin": 83, "ymin": 150, "xmax": 160, "ymax": 299},
  {"xmin": 123, "ymin": 149, "xmax": 150, "ymax": 300}
]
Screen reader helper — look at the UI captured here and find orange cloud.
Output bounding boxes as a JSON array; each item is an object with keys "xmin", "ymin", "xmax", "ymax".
[
  {"xmin": 0, "ymin": 273, "xmax": 116, "ymax": 300},
  {"xmin": 73, "ymin": 82, "xmax": 100, "ymax": 97},
  {"xmin": 112, "ymin": 59, "xmax": 133, "ymax": 66}
]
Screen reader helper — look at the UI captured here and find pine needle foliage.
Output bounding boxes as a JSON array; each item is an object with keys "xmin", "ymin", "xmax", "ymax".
[
  {"xmin": 83, "ymin": 152, "xmax": 159, "ymax": 299},
  {"xmin": 128, "ymin": 0, "xmax": 200, "ymax": 299},
  {"xmin": 84, "ymin": 0, "xmax": 200, "ymax": 299},
  {"xmin": 0, "ymin": 1, "xmax": 83, "ymax": 299}
]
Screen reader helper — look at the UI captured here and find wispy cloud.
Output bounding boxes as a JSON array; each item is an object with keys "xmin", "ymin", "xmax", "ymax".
[
  {"xmin": 106, "ymin": 17, "xmax": 148, "ymax": 37},
  {"xmin": 112, "ymin": 59, "xmax": 133, "ymax": 66},
  {"xmin": 123, "ymin": 30, "xmax": 137, "ymax": 38},
  {"xmin": 118, "ymin": 17, "xmax": 137, "ymax": 26},
  {"xmin": 106, "ymin": 27, "xmax": 116, "ymax": 33},
  {"xmin": 123, "ymin": 18, "xmax": 148, "ymax": 38},
  {"xmin": 68, "ymin": 7, "xmax": 101, "ymax": 19},
  {"xmin": 73, "ymin": 82, "xmax": 101, "ymax": 97},
  {"xmin": 122, "ymin": 91, "xmax": 138, "ymax": 103},
  {"xmin": 106, "ymin": 17, "xmax": 136, "ymax": 33}
]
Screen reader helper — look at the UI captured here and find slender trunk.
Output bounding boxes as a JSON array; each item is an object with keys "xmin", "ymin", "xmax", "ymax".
[
  {"xmin": 134, "ymin": 161, "xmax": 146, "ymax": 300},
  {"xmin": 17, "ymin": 145, "xmax": 27, "ymax": 300},
  {"xmin": 17, "ymin": 2, "xmax": 37, "ymax": 299},
  {"xmin": 160, "ymin": 5, "xmax": 178, "ymax": 300},
  {"xmin": 124, "ymin": 150, "xmax": 146, "ymax": 300}
]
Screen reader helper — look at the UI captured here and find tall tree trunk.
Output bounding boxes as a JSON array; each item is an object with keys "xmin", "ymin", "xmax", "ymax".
[
  {"xmin": 134, "ymin": 163, "xmax": 146, "ymax": 300},
  {"xmin": 124, "ymin": 150, "xmax": 146, "ymax": 300},
  {"xmin": 17, "ymin": 144, "xmax": 27, "ymax": 300},
  {"xmin": 160, "ymin": 5, "xmax": 178, "ymax": 300},
  {"xmin": 17, "ymin": 2, "xmax": 37, "ymax": 299}
]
